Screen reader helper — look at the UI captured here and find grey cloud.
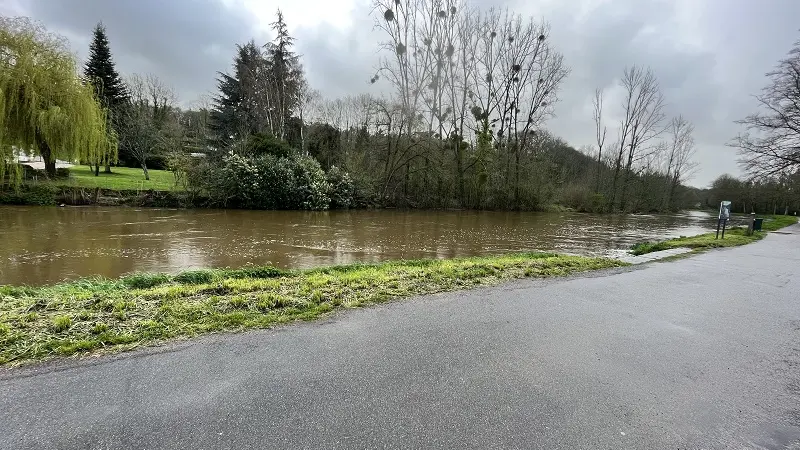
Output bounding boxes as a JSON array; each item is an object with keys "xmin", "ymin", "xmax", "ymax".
[
  {"xmin": 294, "ymin": 4, "xmax": 383, "ymax": 99},
  {"xmin": 20, "ymin": 0, "xmax": 262, "ymax": 104}
]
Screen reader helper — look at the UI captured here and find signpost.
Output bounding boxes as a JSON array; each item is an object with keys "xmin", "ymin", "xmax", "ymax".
[{"xmin": 716, "ymin": 201, "xmax": 731, "ymax": 239}]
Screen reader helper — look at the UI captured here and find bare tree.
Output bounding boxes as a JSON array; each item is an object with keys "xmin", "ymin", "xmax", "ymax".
[
  {"xmin": 295, "ymin": 80, "xmax": 318, "ymax": 155},
  {"xmin": 466, "ymin": 7, "xmax": 568, "ymax": 206},
  {"xmin": 144, "ymin": 73, "xmax": 177, "ymax": 125},
  {"xmin": 119, "ymin": 73, "xmax": 178, "ymax": 180},
  {"xmin": 732, "ymin": 38, "xmax": 800, "ymax": 179},
  {"xmin": 372, "ymin": 0, "xmax": 567, "ymax": 207},
  {"xmin": 612, "ymin": 66, "xmax": 666, "ymax": 210},
  {"xmin": 662, "ymin": 116, "xmax": 696, "ymax": 209},
  {"xmin": 592, "ymin": 88, "xmax": 607, "ymax": 192}
]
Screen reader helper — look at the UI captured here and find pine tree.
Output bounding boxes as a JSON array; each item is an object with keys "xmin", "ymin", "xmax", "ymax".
[
  {"xmin": 84, "ymin": 23, "xmax": 128, "ymax": 174},
  {"xmin": 265, "ymin": 10, "xmax": 304, "ymax": 140},
  {"xmin": 210, "ymin": 41, "xmax": 268, "ymax": 150},
  {"xmin": 84, "ymin": 23, "xmax": 128, "ymax": 109},
  {"xmin": 209, "ymin": 12, "xmax": 305, "ymax": 151}
]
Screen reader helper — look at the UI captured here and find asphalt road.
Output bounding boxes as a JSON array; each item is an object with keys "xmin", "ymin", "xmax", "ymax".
[{"xmin": 2, "ymin": 228, "xmax": 800, "ymax": 449}]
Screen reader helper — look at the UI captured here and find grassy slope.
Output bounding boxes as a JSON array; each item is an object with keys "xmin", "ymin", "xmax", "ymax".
[
  {"xmin": 46, "ymin": 166, "xmax": 179, "ymax": 191},
  {"xmin": 0, "ymin": 253, "xmax": 626, "ymax": 366},
  {"xmin": 630, "ymin": 215, "xmax": 798, "ymax": 256}
]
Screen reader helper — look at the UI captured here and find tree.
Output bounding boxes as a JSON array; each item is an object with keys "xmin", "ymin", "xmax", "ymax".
[
  {"xmin": 265, "ymin": 10, "xmax": 304, "ymax": 140},
  {"xmin": 117, "ymin": 73, "xmax": 177, "ymax": 180},
  {"xmin": 592, "ymin": 88, "xmax": 607, "ymax": 192},
  {"xmin": 372, "ymin": 1, "xmax": 568, "ymax": 209},
  {"xmin": 210, "ymin": 41, "xmax": 268, "ymax": 150},
  {"xmin": 662, "ymin": 116, "xmax": 696, "ymax": 210},
  {"xmin": 0, "ymin": 17, "xmax": 114, "ymax": 182},
  {"xmin": 732, "ymin": 37, "xmax": 800, "ymax": 179},
  {"xmin": 84, "ymin": 22, "xmax": 128, "ymax": 175},
  {"xmin": 611, "ymin": 66, "xmax": 665, "ymax": 210}
]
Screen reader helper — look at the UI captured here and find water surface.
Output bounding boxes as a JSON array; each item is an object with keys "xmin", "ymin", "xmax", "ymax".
[{"xmin": 0, "ymin": 206, "xmax": 722, "ymax": 285}]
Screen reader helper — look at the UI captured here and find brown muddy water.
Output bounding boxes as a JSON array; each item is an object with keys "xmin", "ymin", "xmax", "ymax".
[{"xmin": 0, "ymin": 206, "xmax": 723, "ymax": 286}]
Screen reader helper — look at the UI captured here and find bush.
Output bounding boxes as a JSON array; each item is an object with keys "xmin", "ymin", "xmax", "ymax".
[
  {"xmin": 193, "ymin": 151, "xmax": 334, "ymax": 210},
  {"xmin": 246, "ymin": 133, "xmax": 293, "ymax": 158},
  {"xmin": 560, "ymin": 185, "xmax": 606, "ymax": 213},
  {"xmin": 289, "ymin": 155, "xmax": 331, "ymax": 210},
  {"xmin": 0, "ymin": 184, "xmax": 58, "ymax": 206},
  {"xmin": 326, "ymin": 166, "xmax": 355, "ymax": 209}
]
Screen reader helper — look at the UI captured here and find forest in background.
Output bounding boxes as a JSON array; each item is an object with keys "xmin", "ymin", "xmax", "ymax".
[{"xmin": 2, "ymin": 1, "xmax": 800, "ymax": 214}]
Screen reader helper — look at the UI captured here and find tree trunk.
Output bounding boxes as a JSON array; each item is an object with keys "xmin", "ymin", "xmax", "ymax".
[
  {"xmin": 142, "ymin": 163, "xmax": 150, "ymax": 181},
  {"xmin": 104, "ymin": 162, "xmax": 112, "ymax": 174},
  {"xmin": 94, "ymin": 163, "xmax": 100, "ymax": 177},
  {"xmin": 455, "ymin": 143, "xmax": 465, "ymax": 207},
  {"xmin": 514, "ymin": 144, "xmax": 521, "ymax": 209},
  {"xmin": 40, "ymin": 142, "xmax": 57, "ymax": 179},
  {"xmin": 595, "ymin": 147, "xmax": 603, "ymax": 193},
  {"xmin": 299, "ymin": 110, "xmax": 306, "ymax": 156}
]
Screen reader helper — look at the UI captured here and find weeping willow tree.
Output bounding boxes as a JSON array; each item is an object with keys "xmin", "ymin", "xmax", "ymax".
[{"xmin": 0, "ymin": 17, "xmax": 115, "ymax": 185}]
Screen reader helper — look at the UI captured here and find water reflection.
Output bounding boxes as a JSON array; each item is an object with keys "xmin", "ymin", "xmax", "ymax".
[{"xmin": 0, "ymin": 206, "xmax": 723, "ymax": 285}]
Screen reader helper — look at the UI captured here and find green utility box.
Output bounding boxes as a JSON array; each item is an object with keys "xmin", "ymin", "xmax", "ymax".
[{"xmin": 753, "ymin": 218, "xmax": 763, "ymax": 231}]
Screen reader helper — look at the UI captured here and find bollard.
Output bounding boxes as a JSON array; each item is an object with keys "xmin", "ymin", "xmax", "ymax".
[{"xmin": 747, "ymin": 212, "xmax": 755, "ymax": 236}]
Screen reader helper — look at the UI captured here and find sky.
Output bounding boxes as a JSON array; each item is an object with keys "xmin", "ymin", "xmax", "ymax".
[{"xmin": 2, "ymin": 0, "xmax": 799, "ymax": 187}]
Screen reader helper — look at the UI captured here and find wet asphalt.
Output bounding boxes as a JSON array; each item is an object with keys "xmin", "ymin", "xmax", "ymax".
[{"xmin": 1, "ymin": 226, "xmax": 799, "ymax": 449}]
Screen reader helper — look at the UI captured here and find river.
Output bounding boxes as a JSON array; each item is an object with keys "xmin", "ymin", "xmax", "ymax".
[{"xmin": 0, "ymin": 206, "xmax": 724, "ymax": 286}]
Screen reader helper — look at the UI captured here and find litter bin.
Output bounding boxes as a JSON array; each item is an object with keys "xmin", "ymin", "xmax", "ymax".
[{"xmin": 753, "ymin": 218, "xmax": 763, "ymax": 231}]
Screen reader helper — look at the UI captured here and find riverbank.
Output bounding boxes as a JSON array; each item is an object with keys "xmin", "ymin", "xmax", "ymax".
[
  {"xmin": 0, "ymin": 253, "xmax": 626, "ymax": 366},
  {"xmin": 0, "ymin": 184, "xmax": 193, "ymax": 207},
  {"xmin": 630, "ymin": 215, "xmax": 798, "ymax": 255},
  {"xmin": 0, "ymin": 166, "xmax": 191, "ymax": 207}
]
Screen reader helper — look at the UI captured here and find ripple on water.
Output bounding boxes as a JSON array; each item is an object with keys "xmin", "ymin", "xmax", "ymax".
[{"xmin": 0, "ymin": 208, "xmax": 720, "ymax": 285}]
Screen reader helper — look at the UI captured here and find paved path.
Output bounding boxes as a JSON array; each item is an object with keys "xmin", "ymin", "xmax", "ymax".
[
  {"xmin": 617, "ymin": 247, "xmax": 694, "ymax": 264},
  {"xmin": 2, "ymin": 228, "xmax": 800, "ymax": 449}
]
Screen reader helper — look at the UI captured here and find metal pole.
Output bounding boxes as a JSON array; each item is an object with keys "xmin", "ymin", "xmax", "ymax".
[
  {"xmin": 721, "ymin": 219, "xmax": 727, "ymax": 239},
  {"xmin": 716, "ymin": 219, "xmax": 721, "ymax": 239}
]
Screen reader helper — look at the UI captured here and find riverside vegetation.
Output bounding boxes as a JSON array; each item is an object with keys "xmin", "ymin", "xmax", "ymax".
[
  {"xmin": 630, "ymin": 215, "xmax": 798, "ymax": 255},
  {"xmin": 4, "ymin": 15, "xmax": 800, "ymax": 213},
  {"xmin": 0, "ymin": 253, "xmax": 626, "ymax": 366}
]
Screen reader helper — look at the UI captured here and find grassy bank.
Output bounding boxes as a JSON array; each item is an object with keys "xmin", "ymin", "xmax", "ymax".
[
  {"xmin": 44, "ymin": 166, "xmax": 179, "ymax": 191},
  {"xmin": 630, "ymin": 215, "xmax": 798, "ymax": 256},
  {"xmin": 1, "ymin": 167, "xmax": 183, "ymax": 206},
  {"xmin": 0, "ymin": 253, "xmax": 626, "ymax": 366}
]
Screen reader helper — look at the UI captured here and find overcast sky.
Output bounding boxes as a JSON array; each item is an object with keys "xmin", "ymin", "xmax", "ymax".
[{"xmin": 3, "ymin": 0, "xmax": 799, "ymax": 187}]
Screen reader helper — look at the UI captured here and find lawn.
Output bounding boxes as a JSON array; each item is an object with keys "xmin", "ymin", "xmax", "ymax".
[
  {"xmin": 630, "ymin": 215, "xmax": 798, "ymax": 255},
  {"xmin": 50, "ymin": 166, "xmax": 180, "ymax": 191},
  {"xmin": 0, "ymin": 253, "xmax": 627, "ymax": 366}
]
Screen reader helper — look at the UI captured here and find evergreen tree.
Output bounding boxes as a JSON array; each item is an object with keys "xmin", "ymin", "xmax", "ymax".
[
  {"xmin": 84, "ymin": 23, "xmax": 128, "ymax": 173},
  {"xmin": 209, "ymin": 12, "xmax": 305, "ymax": 151},
  {"xmin": 265, "ymin": 10, "xmax": 304, "ymax": 140},
  {"xmin": 210, "ymin": 41, "xmax": 267, "ymax": 151}
]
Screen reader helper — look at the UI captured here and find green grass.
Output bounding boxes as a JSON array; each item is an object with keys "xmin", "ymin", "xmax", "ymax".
[
  {"xmin": 45, "ymin": 166, "xmax": 179, "ymax": 191},
  {"xmin": 630, "ymin": 215, "xmax": 798, "ymax": 256},
  {"xmin": 0, "ymin": 253, "xmax": 626, "ymax": 366}
]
